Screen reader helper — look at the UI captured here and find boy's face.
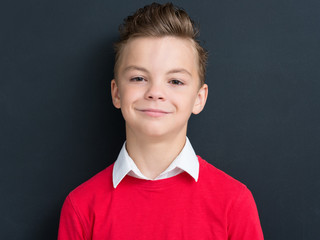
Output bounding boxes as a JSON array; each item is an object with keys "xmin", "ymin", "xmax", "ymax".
[{"xmin": 111, "ymin": 36, "xmax": 208, "ymax": 139}]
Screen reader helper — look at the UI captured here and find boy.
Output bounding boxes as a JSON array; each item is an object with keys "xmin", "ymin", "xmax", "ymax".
[{"xmin": 58, "ymin": 3, "xmax": 263, "ymax": 240}]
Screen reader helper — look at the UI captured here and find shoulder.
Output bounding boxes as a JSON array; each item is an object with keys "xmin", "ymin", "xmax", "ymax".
[
  {"xmin": 197, "ymin": 156, "xmax": 249, "ymax": 197},
  {"xmin": 58, "ymin": 164, "xmax": 115, "ymax": 239},
  {"xmin": 197, "ymin": 156, "xmax": 263, "ymax": 239},
  {"xmin": 197, "ymin": 156, "xmax": 259, "ymax": 217},
  {"xmin": 67, "ymin": 163, "xmax": 114, "ymax": 204}
]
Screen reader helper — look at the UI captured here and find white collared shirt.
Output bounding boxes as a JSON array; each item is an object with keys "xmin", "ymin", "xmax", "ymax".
[{"xmin": 112, "ymin": 137, "xmax": 199, "ymax": 188}]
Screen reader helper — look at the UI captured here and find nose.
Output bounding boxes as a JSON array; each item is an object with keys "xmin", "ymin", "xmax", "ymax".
[{"xmin": 145, "ymin": 81, "xmax": 165, "ymax": 101}]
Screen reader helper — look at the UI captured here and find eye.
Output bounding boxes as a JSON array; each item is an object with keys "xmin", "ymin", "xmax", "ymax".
[
  {"xmin": 130, "ymin": 76, "xmax": 146, "ymax": 82},
  {"xmin": 169, "ymin": 79, "xmax": 184, "ymax": 85}
]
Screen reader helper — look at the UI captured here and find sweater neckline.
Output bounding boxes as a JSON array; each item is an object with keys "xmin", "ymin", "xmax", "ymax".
[{"xmin": 119, "ymin": 171, "xmax": 196, "ymax": 190}]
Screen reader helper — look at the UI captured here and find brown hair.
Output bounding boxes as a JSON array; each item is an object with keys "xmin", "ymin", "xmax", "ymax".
[{"xmin": 113, "ymin": 2, "xmax": 208, "ymax": 85}]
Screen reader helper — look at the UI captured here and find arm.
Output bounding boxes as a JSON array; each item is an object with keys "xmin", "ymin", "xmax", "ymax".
[
  {"xmin": 227, "ymin": 186, "xmax": 264, "ymax": 240},
  {"xmin": 57, "ymin": 195, "xmax": 87, "ymax": 240}
]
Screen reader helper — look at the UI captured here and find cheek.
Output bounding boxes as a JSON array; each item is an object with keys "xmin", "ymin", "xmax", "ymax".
[
  {"xmin": 119, "ymin": 88, "xmax": 133, "ymax": 104},
  {"xmin": 119, "ymin": 87, "xmax": 143, "ymax": 111},
  {"xmin": 173, "ymin": 93, "xmax": 197, "ymax": 112}
]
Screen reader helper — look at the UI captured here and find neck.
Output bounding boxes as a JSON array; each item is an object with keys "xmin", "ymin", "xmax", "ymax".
[{"xmin": 125, "ymin": 127, "xmax": 187, "ymax": 179}]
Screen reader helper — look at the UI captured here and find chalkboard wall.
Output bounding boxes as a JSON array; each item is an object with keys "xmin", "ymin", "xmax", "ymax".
[{"xmin": 1, "ymin": 0, "xmax": 319, "ymax": 239}]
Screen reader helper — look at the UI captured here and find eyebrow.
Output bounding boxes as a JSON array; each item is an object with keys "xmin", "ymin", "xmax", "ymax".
[
  {"xmin": 123, "ymin": 65, "xmax": 192, "ymax": 77},
  {"xmin": 123, "ymin": 66, "xmax": 149, "ymax": 74},
  {"xmin": 167, "ymin": 68, "xmax": 192, "ymax": 77}
]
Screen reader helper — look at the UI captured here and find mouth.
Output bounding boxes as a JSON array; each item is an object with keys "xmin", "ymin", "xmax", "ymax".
[{"xmin": 137, "ymin": 108, "xmax": 171, "ymax": 117}]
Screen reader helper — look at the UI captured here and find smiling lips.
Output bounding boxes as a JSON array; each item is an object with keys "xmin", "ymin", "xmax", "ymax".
[{"xmin": 137, "ymin": 108, "xmax": 171, "ymax": 117}]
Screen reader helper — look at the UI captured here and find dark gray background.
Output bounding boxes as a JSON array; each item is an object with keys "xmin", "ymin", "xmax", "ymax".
[{"xmin": 1, "ymin": 0, "xmax": 319, "ymax": 239}]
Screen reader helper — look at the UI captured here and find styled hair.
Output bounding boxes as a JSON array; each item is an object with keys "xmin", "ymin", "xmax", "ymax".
[{"xmin": 113, "ymin": 2, "xmax": 208, "ymax": 85}]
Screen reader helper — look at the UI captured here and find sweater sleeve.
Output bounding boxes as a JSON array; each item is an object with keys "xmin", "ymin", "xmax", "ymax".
[
  {"xmin": 227, "ymin": 186, "xmax": 264, "ymax": 240},
  {"xmin": 58, "ymin": 195, "xmax": 87, "ymax": 240}
]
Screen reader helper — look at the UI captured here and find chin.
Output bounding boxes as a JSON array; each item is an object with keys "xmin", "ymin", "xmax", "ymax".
[
  {"xmin": 142, "ymin": 129, "xmax": 167, "ymax": 138},
  {"xmin": 141, "ymin": 127, "xmax": 185, "ymax": 141}
]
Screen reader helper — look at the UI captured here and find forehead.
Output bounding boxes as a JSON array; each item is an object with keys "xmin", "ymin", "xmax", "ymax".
[{"xmin": 117, "ymin": 36, "xmax": 199, "ymax": 78}]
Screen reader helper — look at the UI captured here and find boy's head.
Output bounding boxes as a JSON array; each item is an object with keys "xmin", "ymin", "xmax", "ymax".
[
  {"xmin": 111, "ymin": 3, "xmax": 208, "ymax": 139},
  {"xmin": 113, "ymin": 2, "xmax": 208, "ymax": 86}
]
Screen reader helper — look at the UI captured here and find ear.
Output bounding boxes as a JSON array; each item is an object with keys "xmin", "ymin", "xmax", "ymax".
[
  {"xmin": 111, "ymin": 79, "xmax": 121, "ymax": 109},
  {"xmin": 192, "ymin": 84, "xmax": 208, "ymax": 115}
]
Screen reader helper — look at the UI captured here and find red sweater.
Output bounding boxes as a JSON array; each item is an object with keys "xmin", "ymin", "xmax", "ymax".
[{"xmin": 58, "ymin": 156, "xmax": 263, "ymax": 240}]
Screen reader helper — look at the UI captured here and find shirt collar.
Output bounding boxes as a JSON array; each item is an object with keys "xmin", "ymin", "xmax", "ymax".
[{"xmin": 112, "ymin": 137, "xmax": 199, "ymax": 188}]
